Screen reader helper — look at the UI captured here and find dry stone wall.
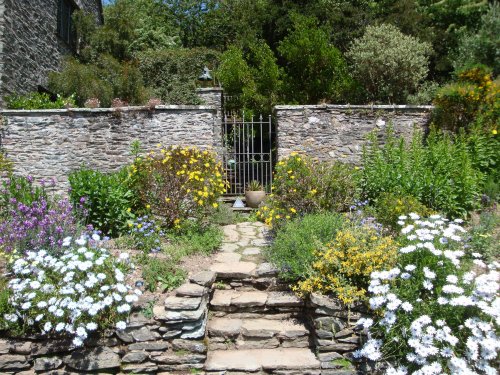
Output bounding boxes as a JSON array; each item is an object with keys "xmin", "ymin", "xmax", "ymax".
[
  {"xmin": 275, "ymin": 105, "xmax": 432, "ymax": 164},
  {"xmin": 0, "ymin": 105, "xmax": 218, "ymax": 194}
]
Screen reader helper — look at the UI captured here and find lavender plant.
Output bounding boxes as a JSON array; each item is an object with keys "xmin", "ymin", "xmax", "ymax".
[
  {"xmin": 355, "ymin": 213, "xmax": 499, "ymax": 375},
  {"xmin": 0, "ymin": 176, "xmax": 80, "ymax": 254}
]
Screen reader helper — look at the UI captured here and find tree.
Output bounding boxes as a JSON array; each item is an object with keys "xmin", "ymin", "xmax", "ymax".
[
  {"xmin": 277, "ymin": 13, "xmax": 351, "ymax": 104},
  {"xmin": 452, "ymin": 3, "xmax": 500, "ymax": 75},
  {"xmin": 216, "ymin": 39, "xmax": 282, "ymax": 114},
  {"xmin": 347, "ymin": 23, "xmax": 432, "ymax": 103}
]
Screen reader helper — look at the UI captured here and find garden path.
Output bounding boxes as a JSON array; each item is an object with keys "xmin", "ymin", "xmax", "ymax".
[{"xmin": 203, "ymin": 221, "xmax": 321, "ymax": 374}]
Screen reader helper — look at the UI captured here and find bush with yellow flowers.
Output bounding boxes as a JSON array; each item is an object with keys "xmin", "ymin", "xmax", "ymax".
[
  {"xmin": 257, "ymin": 153, "xmax": 358, "ymax": 229},
  {"xmin": 133, "ymin": 146, "xmax": 226, "ymax": 228},
  {"xmin": 433, "ymin": 65, "xmax": 499, "ymax": 132},
  {"xmin": 293, "ymin": 226, "xmax": 397, "ymax": 304}
]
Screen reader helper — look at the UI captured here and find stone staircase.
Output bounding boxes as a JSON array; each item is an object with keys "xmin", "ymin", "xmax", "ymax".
[{"xmin": 203, "ymin": 222, "xmax": 321, "ymax": 374}]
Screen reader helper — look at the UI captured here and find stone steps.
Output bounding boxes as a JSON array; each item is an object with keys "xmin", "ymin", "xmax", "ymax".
[
  {"xmin": 208, "ymin": 316, "xmax": 310, "ymax": 350},
  {"xmin": 210, "ymin": 289, "xmax": 303, "ymax": 314},
  {"xmin": 205, "ymin": 348, "xmax": 321, "ymax": 374}
]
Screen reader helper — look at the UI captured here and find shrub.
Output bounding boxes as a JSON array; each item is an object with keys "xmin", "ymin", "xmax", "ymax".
[
  {"xmin": 68, "ymin": 168, "xmax": 135, "ymax": 237},
  {"xmin": 432, "ymin": 65, "xmax": 499, "ymax": 132},
  {"xmin": 4, "ymin": 92, "xmax": 76, "ymax": 110},
  {"xmin": 257, "ymin": 153, "xmax": 358, "ymax": 228},
  {"xmin": 133, "ymin": 146, "xmax": 226, "ymax": 229},
  {"xmin": 293, "ymin": 225, "xmax": 398, "ymax": 304},
  {"xmin": 355, "ymin": 214, "xmax": 499, "ymax": 374},
  {"xmin": 217, "ymin": 40, "xmax": 282, "ymax": 114},
  {"xmin": 277, "ymin": 13, "xmax": 351, "ymax": 104},
  {"xmin": 0, "ymin": 175, "xmax": 79, "ymax": 255},
  {"xmin": 137, "ymin": 48, "xmax": 220, "ymax": 105},
  {"xmin": 49, "ymin": 56, "xmax": 150, "ymax": 107},
  {"xmin": 2, "ymin": 235, "xmax": 139, "ymax": 346},
  {"xmin": 361, "ymin": 127, "xmax": 483, "ymax": 218},
  {"xmin": 265, "ymin": 212, "xmax": 346, "ymax": 282},
  {"xmin": 347, "ymin": 24, "xmax": 432, "ymax": 103},
  {"xmin": 372, "ymin": 193, "xmax": 435, "ymax": 233}
]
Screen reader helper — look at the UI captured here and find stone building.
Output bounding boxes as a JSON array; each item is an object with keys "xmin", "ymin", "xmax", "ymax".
[{"xmin": 0, "ymin": 0, "xmax": 103, "ymax": 106}]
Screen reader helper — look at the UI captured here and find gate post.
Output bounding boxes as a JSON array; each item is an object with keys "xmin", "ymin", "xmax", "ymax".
[{"xmin": 196, "ymin": 87, "xmax": 224, "ymax": 155}]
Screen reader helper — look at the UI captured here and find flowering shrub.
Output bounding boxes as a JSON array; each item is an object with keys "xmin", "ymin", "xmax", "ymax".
[
  {"xmin": 0, "ymin": 176, "xmax": 79, "ymax": 254},
  {"xmin": 2, "ymin": 235, "xmax": 139, "ymax": 346},
  {"xmin": 69, "ymin": 168, "xmax": 135, "ymax": 237},
  {"xmin": 433, "ymin": 65, "xmax": 499, "ymax": 132},
  {"xmin": 355, "ymin": 213, "xmax": 500, "ymax": 374},
  {"xmin": 127, "ymin": 215, "xmax": 164, "ymax": 253},
  {"xmin": 133, "ymin": 146, "xmax": 226, "ymax": 228},
  {"xmin": 257, "ymin": 153, "xmax": 358, "ymax": 228},
  {"xmin": 293, "ymin": 226, "xmax": 398, "ymax": 304}
]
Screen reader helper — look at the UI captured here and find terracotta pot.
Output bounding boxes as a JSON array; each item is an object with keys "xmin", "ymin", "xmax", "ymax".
[{"xmin": 245, "ymin": 190, "xmax": 266, "ymax": 208}]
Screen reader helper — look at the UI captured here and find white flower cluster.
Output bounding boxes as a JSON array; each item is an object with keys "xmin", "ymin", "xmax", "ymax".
[
  {"xmin": 355, "ymin": 214, "xmax": 500, "ymax": 375},
  {"xmin": 3, "ymin": 235, "xmax": 141, "ymax": 347}
]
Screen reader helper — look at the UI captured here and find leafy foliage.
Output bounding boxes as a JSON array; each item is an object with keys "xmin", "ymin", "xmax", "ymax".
[
  {"xmin": 68, "ymin": 168, "xmax": 135, "ymax": 237},
  {"xmin": 371, "ymin": 193, "xmax": 435, "ymax": 233},
  {"xmin": 266, "ymin": 212, "xmax": 345, "ymax": 282},
  {"xmin": 132, "ymin": 146, "xmax": 226, "ymax": 229},
  {"xmin": 452, "ymin": 3, "xmax": 500, "ymax": 75},
  {"xmin": 361, "ymin": 127, "xmax": 483, "ymax": 218},
  {"xmin": 257, "ymin": 153, "xmax": 358, "ymax": 228},
  {"xmin": 347, "ymin": 24, "xmax": 432, "ymax": 103},
  {"xmin": 0, "ymin": 152, "xmax": 13, "ymax": 177},
  {"xmin": 433, "ymin": 65, "xmax": 499, "ymax": 132},
  {"xmin": 5, "ymin": 92, "xmax": 76, "ymax": 110},
  {"xmin": 278, "ymin": 13, "xmax": 351, "ymax": 104},
  {"xmin": 294, "ymin": 225, "xmax": 398, "ymax": 304},
  {"xmin": 49, "ymin": 56, "xmax": 149, "ymax": 107},
  {"xmin": 137, "ymin": 48, "xmax": 220, "ymax": 105}
]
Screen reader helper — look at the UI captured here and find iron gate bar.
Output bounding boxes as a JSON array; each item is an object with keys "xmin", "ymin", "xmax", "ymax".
[{"xmin": 221, "ymin": 113, "xmax": 273, "ymax": 196}]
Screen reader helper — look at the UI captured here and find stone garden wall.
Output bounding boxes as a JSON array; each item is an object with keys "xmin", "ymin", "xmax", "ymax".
[
  {"xmin": 275, "ymin": 105, "xmax": 433, "ymax": 164},
  {"xmin": 0, "ymin": 105, "xmax": 219, "ymax": 194},
  {"xmin": 0, "ymin": 271, "xmax": 214, "ymax": 374}
]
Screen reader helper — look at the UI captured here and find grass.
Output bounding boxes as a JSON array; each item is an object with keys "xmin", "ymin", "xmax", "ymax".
[
  {"xmin": 133, "ymin": 223, "xmax": 223, "ymax": 292},
  {"xmin": 0, "ymin": 275, "xmax": 10, "ymax": 329}
]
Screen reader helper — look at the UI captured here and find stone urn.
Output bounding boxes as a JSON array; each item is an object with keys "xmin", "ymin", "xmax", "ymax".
[{"xmin": 245, "ymin": 180, "xmax": 266, "ymax": 208}]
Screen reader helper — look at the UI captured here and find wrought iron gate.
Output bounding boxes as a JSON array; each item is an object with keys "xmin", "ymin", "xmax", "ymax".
[{"xmin": 221, "ymin": 114, "xmax": 274, "ymax": 196}]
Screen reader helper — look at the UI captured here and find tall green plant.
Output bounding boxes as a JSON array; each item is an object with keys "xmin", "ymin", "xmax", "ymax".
[
  {"xmin": 68, "ymin": 168, "xmax": 135, "ymax": 237},
  {"xmin": 361, "ymin": 127, "xmax": 483, "ymax": 217}
]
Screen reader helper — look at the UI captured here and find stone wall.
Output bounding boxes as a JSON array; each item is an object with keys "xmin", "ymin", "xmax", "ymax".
[
  {"xmin": 0, "ymin": 105, "xmax": 218, "ymax": 193},
  {"xmin": 275, "ymin": 105, "xmax": 433, "ymax": 164},
  {"xmin": 0, "ymin": 271, "xmax": 214, "ymax": 374},
  {"xmin": 0, "ymin": 0, "xmax": 102, "ymax": 106}
]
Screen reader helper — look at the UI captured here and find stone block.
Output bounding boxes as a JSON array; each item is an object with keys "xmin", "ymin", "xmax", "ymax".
[{"xmin": 64, "ymin": 347, "xmax": 121, "ymax": 371}]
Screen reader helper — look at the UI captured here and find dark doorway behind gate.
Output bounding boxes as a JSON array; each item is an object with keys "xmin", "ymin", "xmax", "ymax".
[{"xmin": 221, "ymin": 113, "xmax": 275, "ymax": 196}]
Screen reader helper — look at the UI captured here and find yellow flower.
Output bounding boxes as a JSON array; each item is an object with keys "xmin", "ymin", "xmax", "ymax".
[
  {"xmin": 146, "ymin": 204, "xmax": 151, "ymax": 209},
  {"xmin": 127, "ymin": 208, "xmax": 131, "ymax": 213},
  {"xmin": 310, "ymin": 189, "xmax": 317, "ymax": 195},
  {"xmin": 212, "ymin": 202, "xmax": 218, "ymax": 208},
  {"xmin": 174, "ymin": 218, "xmax": 180, "ymax": 224},
  {"xmin": 290, "ymin": 207, "xmax": 296, "ymax": 213},
  {"xmin": 493, "ymin": 129, "xmax": 498, "ymax": 135},
  {"xmin": 165, "ymin": 197, "xmax": 171, "ymax": 202}
]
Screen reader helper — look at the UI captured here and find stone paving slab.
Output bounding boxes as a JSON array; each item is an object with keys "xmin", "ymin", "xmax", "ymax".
[
  {"xmin": 214, "ymin": 252, "xmax": 242, "ymax": 263},
  {"xmin": 209, "ymin": 262, "xmax": 257, "ymax": 279},
  {"xmin": 205, "ymin": 348, "xmax": 320, "ymax": 371}
]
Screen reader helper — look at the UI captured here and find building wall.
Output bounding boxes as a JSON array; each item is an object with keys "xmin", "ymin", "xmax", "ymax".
[
  {"xmin": 0, "ymin": 105, "xmax": 218, "ymax": 194},
  {"xmin": 0, "ymin": 0, "xmax": 102, "ymax": 106},
  {"xmin": 275, "ymin": 104, "xmax": 432, "ymax": 164}
]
